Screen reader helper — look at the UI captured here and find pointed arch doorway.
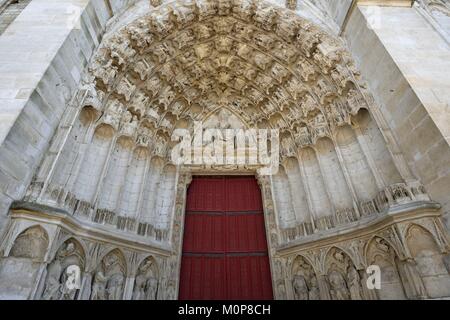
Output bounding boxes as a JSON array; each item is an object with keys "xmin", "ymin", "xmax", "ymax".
[{"xmin": 179, "ymin": 176, "xmax": 274, "ymax": 300}]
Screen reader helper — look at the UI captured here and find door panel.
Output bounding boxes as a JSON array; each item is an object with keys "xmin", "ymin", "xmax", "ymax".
[
  {"xmin": 182, "ymin": 213, "xmax": 226, "ymax": 253},
  {"xmin": 226, "ymin": 213, "xmax": 268, "ymax": 253},
  {"xmin": 225, "ymin": 177, "xmax": 263, "ymax": 212},
  {"xmin": 227, "ymin": 255, "xmax": 274, "ymax": 300},
  {"xmin": 179, "ymin": 255, "xmax": 227, "ymax": 300},
  {"xmin": 186, "ymin": 177, "xmax": 226, "ymax": 212},
  {"xmin": 179, "ymin": 176, "xmax": 273, "ymax": 300}
]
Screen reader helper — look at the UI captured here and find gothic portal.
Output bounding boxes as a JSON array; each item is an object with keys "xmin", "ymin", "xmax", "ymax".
[
  {"xmin": 179, "ymin": 176, "xmax": 273, "ymax": 300},
  {"xmin": 0, "ymin": 0, "xmax": 449, "ymax": 300}
]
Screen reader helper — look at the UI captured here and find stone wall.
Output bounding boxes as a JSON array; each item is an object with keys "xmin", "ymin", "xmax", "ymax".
[
  {"xmin": 0, "ymin": 0, "xmax": 139, "ymax": 235},
  {"xmin": 343, "ymin": 5, "xmax": 450, "ymax": 228}
]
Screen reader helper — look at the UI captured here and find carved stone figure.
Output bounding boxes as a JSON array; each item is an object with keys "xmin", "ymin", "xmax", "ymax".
[
  {"xmin": 106, "ymin": 273, "xmax": 125, "ymax": 300},
  {"xmin": 42, "ymin": 241, "xmax": 82, "ymax": 300},
  {"xmin": 133, "ymin": 274, "xmax": 147, "ymax": 300},
  {"xmin": 90, "ymin": 251, "xmax": 125, "ymax": 300},
  {"xmin": 293, "ymin": 275, "xmax": 309, "ymax": 300},
  {"xmin": 328, "ymin": 270, "xmax": 350, "ymax": 300},
  {"xmin": 286, "ymin": 0, "xmax": 298, "ymax": 10},
  {"xmin": 347, "ymin": 266, "xmax": 362, "ymax": 300},
  {"xmin": 60, "ymin": 269, "xmax": 78, "ymax": 300},
  {"xmin": 91, "ymin": 271, "xmax": 108, "ymax": 300},
  {"xmin": 4, "ymin": 0, "xmax": 446, "ymax": 303},
  {"xmin": 102, "ymin": 99, "xmax": 125, "ymax": 129},
  {"xmin": 119, "ymin": 112, "xmax": 139, "ymax": 137},
  {"xmin": 308, "ymin": 276, "xmax": 320, "ymax": 300},
  {"xmin": 146, "ymin": 277, "xmax": 158, "ymax": 300},
  {"xmin": 42, "ymin": 260, "xmax": 63, "ymax": 300},
  {"xmin": 132, "ymin": 259, "xmax": 159, "ymax": 300}
]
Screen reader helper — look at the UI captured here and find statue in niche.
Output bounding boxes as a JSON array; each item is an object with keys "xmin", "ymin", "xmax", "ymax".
[
  {"xmin": 171, "ymin": 101, "xmax": 185, "ymax": 116},
  {"xmin": 60, "ymin": 269, "xmax": 78, "ymax": 300},
  {"xmin": 133, "ymin": 58, "xmax": 154, "ymax": 80},
  {"xmin": 311, "ymin": 113, "xmax": 328, "ymax": 140},
  {"xmin": 119, "ymin": 111, "xmax": 139, "ymax": 137},
  {"xmin": 136, "ymin": 126, "xmax": 152, "ymax": 146},
  {"xmin": 42, "ymin": 241, "xmax": 83, "ymax": 300},
  {"xmin": 328, "ymin": 270, "xmax": 350, "ymax": 300},
  {"xmin": 92, "ymin": 58, "xmax": 117, "ymax": 87},
  {"xmin": 294, "ymin": 125, "xmax": 311, "ymax": 146},
  {"xmin": 146, "ymin": 76, "xmax": 162, "ymax": 97},
  {"xmin": 132, "ymin": 259, "xmax": 159, "ymax": 300},
  {"xmin": 146, "ymin": 277, "xmax": 158, "ymax": 300},
  {"xmin": 275, "ymin": 260, "xmax": 284, "ymax": 279},
  {"xmin": 107, "ymin": 273, "xmax": 125, "ymax": 300},
  {"xmin": 91, "ymin": 251, "xmax": 125, "ymax": 300},
  {"xmin": 42, "ymin": 259, "xmax": 64, "ymax": 300},
  {"xmin": 293, "ymin": 275, "xmax": 309, "ymax": 300},
  {"xmin": 300, "ymin": 95, "xmax": 316, "ymax": 118},
  {"xmin": 91, "ymin": 271, "xmax": 108, "ymax": 300},
  {"xmin": 346, "ymin": 89, "xmax": 365, "ymax": 113},
  {"xmin": 277, "ymin": 283, "xmax": 287, "ymax": 300},
  {"xmin": 130, "ymin": 91, "xmax": 149, "ymax": 116},
  {"xmin": 116, "ymin": 76, "xmax": 135, "ymax": 102},
  {"xmin": 153, "ymin": 135, "xmax": 167, "ymax": 157},
  {"xmin": 308, "ymin": 276, "xmax": 321, "ymax": 300},
  {"xmin": 281, "ymin": 137, "xmax": 296, "ymax": 158},
  {"xmin": 103, "ymin": 99, "xmax": 124, "ymax": 129},
  {"xmin": 347, "ymin": 266, "xmax": 363, "ymax": 300},
  {"xmin": 166, "ymin": 281, "xmax": 176, "ymax": 300},
  {"xmin": 150, "ymin": 0, "xmax": 162, "ymax": 7}
]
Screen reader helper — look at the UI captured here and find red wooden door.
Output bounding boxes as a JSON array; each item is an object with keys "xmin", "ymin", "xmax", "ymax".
[{"xmin": 179, "ymin": 176, "xmax": 273, "ymax": 300}]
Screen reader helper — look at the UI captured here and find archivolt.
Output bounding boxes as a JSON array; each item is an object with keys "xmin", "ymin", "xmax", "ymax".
[{"xmin": 84, "ymin": 0, "xmax": 372, "ymax": 161}]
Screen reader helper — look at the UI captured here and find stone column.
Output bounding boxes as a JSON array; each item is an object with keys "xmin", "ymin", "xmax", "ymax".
[
  {"xmin": 123, "ymin": 276, "xmax": 136, "ymax": 300},
  {"xmin": 30, "ymin": 263, "xmax": 48, "ymax": 300},
  {"xmin": 91, "ymin": 135, "xmax": 118, "ymax": 216},
  {"xmin": 284, "ymin": 278, "xmax": 295, "ymax": 300},
  {"xmin": 353, "ymin": 125, "xmax": 386, "ymax": 190},
  {"xmin": 78, "ymin": 272, "xmax": 93, "ymax": 300},
  {"xmin": 333, "ymin": 140, "xmax": 362, "ymax": 219},
  {"xmin": 296, "ymin": 154, "xmax": 317, "ymax": 231}
]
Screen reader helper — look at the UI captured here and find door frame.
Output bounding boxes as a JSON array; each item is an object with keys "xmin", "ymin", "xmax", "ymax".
[{"xmin": 169, "ymin": 169, "xmax": 282, "ymax": 300}]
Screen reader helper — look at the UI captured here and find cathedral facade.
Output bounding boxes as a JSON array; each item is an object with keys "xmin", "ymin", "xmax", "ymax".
[{"xmin": 0, "ymin": 0, "xmax": 449, "ymax": 300}]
